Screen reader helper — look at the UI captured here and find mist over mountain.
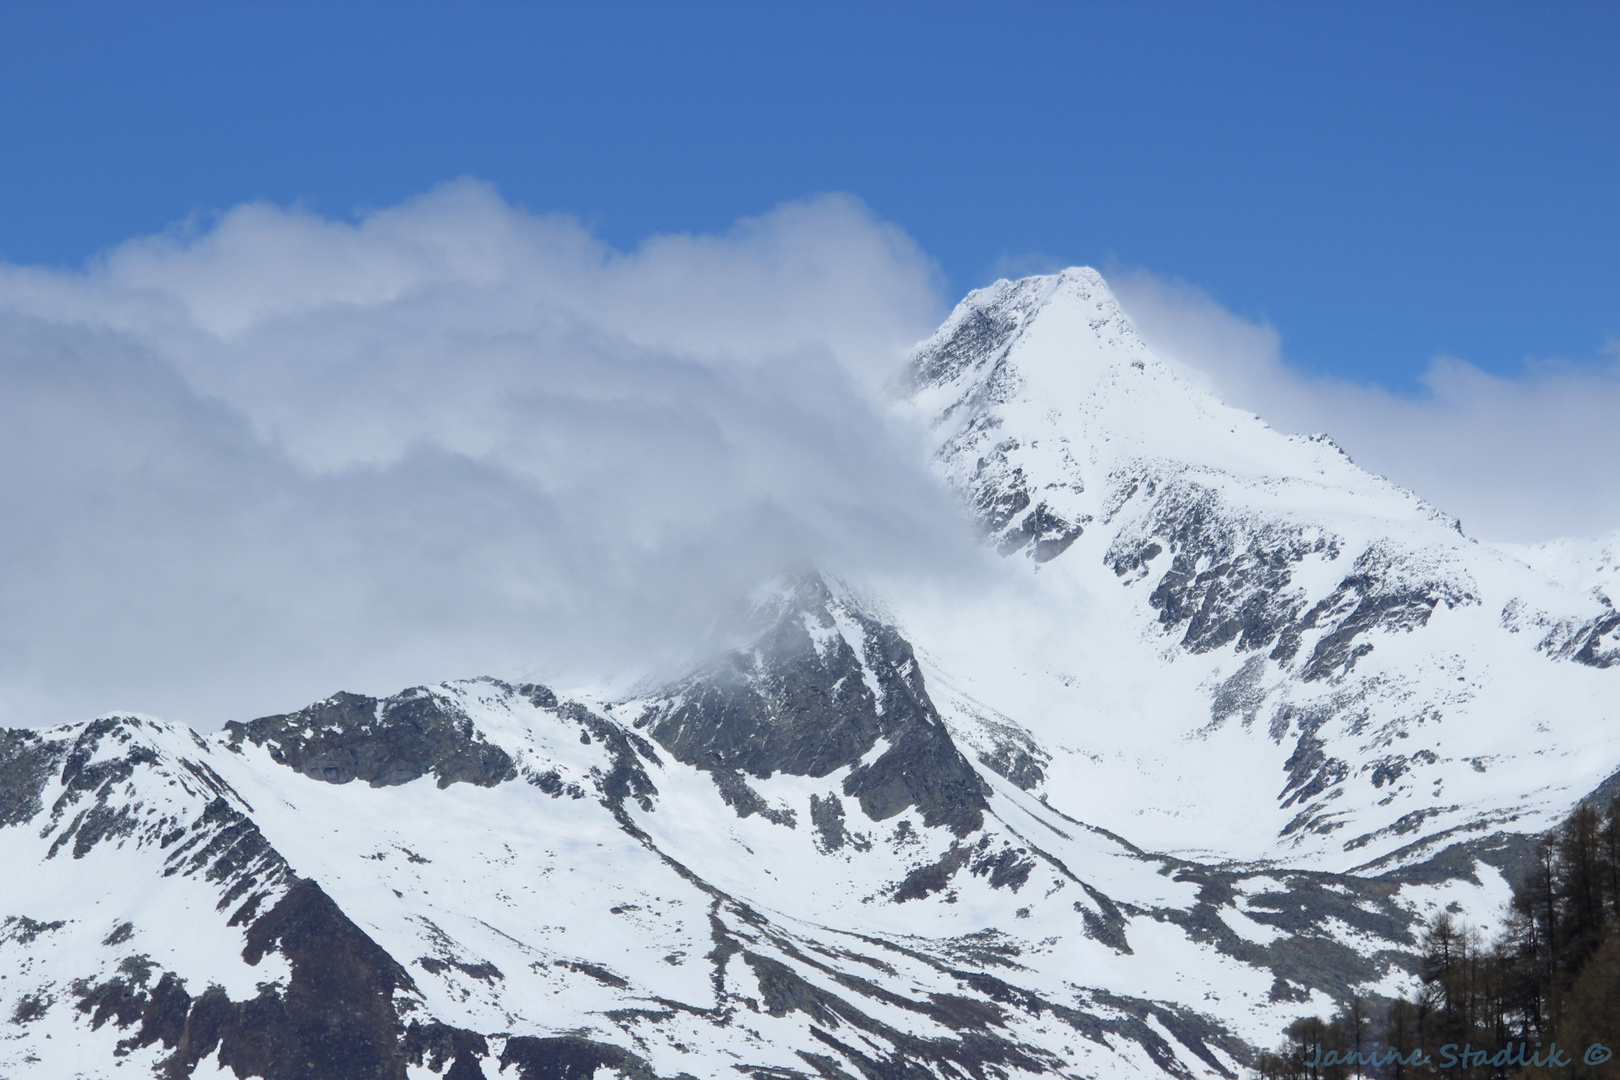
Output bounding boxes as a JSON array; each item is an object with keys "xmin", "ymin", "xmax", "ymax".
[
  {"xmin": 0, "ymin": 185, "xmax": 979, "ymax": 729},
  {"xmin": 4, "ymin": 189, "xmax": 1616, "ymax": 731},
  {"xmin": 2, "ymin": 237, "xmax": 1616, "ymax": 1077}
]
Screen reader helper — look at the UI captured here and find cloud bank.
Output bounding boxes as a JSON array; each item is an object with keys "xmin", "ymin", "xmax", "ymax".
[
  {"xmin": 0, "ymin": 182, "xmax": 973, "ymax": 729},
  {"xmin": 1111, "ymin": 271, "xmax": 1620, "ymax": 544},
  {"xmin": 5, "ymin": 183, "xmax": 1612, "ymax": 731}
]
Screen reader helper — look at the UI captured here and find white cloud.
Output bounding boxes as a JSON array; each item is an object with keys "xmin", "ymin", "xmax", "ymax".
[
  {"xmin": 6, "ymin": 185, "xmax": 1610, "ymax": 732},
  {"xmin": 0, "ymin": 182, "xmax": 976, "ymax": 729},
  {"xmin": 1111, "ymin": 270, "xmax": 1620, "ymax": 544}
]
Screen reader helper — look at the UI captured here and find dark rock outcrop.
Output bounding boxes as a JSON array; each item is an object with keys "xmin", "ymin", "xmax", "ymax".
[
  {"xmin": 0, "ymin": 727, "xmax": 70, "ymax": 827},
  {"xmin": 499, "ymin": 1035, "xmax": 652, "ymax": 1080},
  {"xmin": 226, "ymin": 689, "xmax": 516, "ymax": 789},
  {"xmin": 73, "ymin": 877, "xmax": 417, "ymax": 1080},
  {"xmin": 1545, "ymin": 607, "xmax": 1620, "ymax": 669},
  {"xmin": 643, "ymin": 573, "xmax": 989, "ymax": 836}
]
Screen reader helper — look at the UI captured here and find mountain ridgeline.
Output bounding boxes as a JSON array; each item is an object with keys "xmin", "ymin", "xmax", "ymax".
[{"xmin": 3, "ymin": 268, "xmax": 1617, "ymax": 1079}]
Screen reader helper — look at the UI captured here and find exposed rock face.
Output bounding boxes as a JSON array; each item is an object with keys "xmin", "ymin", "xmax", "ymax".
[
  {"xmin": 226, "ymin": 689, "xmax": 517, "ymax": 789},
  {"xmin": 1502, "ymin": 535, "xmax": 1620, "ymax": 669},
  {"xmin": 0, "ymin": 716, "xmax": 432, "ymax": 1080},
  {"xmin": 641, "ymin": 572, "xmax": 990, "ymax": 836},
  {"xmin": 74, "ymin": 878, "xmax": 416, "ymax": 1080},
  {"xmin": 1100, "ymin": 483, "xmax": 1483, "ymax": 688},
  {"xmin": 0, "ymin": 727, "xmax": 70, "ymax": 826},
  {"xmin": 1532, "ymin": 605, "xmax": 1620, "ymax": 669}
]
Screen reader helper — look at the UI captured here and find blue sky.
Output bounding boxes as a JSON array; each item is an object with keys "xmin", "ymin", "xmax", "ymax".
[{"xmin": 3, "ymin": 1, "xmax": 1616, "ymax": 389}]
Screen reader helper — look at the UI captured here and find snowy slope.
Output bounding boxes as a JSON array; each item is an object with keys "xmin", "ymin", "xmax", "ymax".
[
  {"xmin": 890, "ymin": 268, "xmax": 1619, "ymax": 872},
  {"xmin": 3, "ymin": 585, "xmax": 1486, "ymax": 1079}
]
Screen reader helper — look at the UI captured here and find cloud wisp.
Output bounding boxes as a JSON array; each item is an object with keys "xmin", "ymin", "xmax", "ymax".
[
  {"xmin": 0, "ymin": 182, "xmax": 976, "ymax": 729},
  {"xmin": 1111, "ymin": 270, "xmax": 1620, "ymax": 544}
]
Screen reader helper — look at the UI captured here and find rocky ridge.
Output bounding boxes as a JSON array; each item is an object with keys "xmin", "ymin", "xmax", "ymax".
[{"xmin": 4, "ymin": 576, "xmax": 1521, "ymax": 1079}]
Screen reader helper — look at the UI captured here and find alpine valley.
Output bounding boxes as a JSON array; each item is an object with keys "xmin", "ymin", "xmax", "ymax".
[{"xmin": 3, "ymin": 269, "xmax": 1617, "ymax": 1080}]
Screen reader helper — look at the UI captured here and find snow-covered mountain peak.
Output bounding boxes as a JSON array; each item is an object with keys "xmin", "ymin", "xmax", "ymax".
[
  {"xmin": 901, "ymin": 269, "xmax": 1450, "ymax": 567},
  {"xmin": 905, "ymin": 266, "xmax": 1147, "ymax": 395},
  {"xmin": 885, "ymin": 268, "xmax": 1619, "ymax": 872},
  {"xmin": 904, "ymin": 267, "xmax": 1362, "ymax": 481},
  {"xmin": 628, "ymin": 567, "xmax": 993, "ymax": 839},
  {"xmin": 734, "ymin": 566, "xmax": 874, "ymax": 643}
]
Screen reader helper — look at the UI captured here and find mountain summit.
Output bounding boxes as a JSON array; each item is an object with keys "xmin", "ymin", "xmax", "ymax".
[
  {"xmin": 898, "ymin": 268, "xmax": 1619, "ymax": 866},
  {"xmin": 2, "ymin": 270, "xmax": 1616, "ymax": 1079}
]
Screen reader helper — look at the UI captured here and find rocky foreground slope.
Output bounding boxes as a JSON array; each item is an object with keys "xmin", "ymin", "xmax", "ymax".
[{"xmin": 2, "ymin": 270, "xmax": 1617, "ymax": 1079}]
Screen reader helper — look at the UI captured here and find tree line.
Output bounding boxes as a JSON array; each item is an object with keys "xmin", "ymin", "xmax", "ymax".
[{"xmin": 1253, "ymin": 796, "xmax": 1620, "ymax": 1080}]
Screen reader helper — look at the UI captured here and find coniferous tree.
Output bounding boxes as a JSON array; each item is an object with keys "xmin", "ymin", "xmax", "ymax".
[
  {"xmin": 1254, "ymin": 795, "xmax": 1620, "ymax": 1079},
  {"xmin": 1341, "ymin": 996, "xmax": 1371, "ymax": 1080},
  {"xmin": 1381, "ymin": 995, "xmax": 1417, "ymax": 1080}
]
